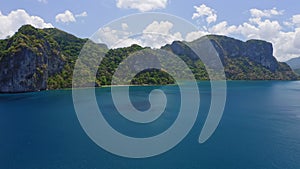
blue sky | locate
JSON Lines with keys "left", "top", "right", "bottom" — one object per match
{"left": 1, "top": 0, "right": 300, "bottom": 61}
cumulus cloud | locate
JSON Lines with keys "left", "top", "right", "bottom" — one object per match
{"left": 143, "top": 21, "right": 173, "bottom": 34}
{"left": 0, "top": 9, "right": 53, "bottom": 39}
{"left": 121, "top": 23, "right": 129, "bottom": 30}
{"left": 185, "top": 30, "right": 209, "bottom": 42}
{"left": 234, "top": 18, "right": 282, "bottom": 41}
{"left": 292, "top": 14, "right": 300, "bottom": 26}
{"left": 192, "top": 4, "right": 217, "bottom": 24}
{"left": 282, "top": 14, "right": 300, "bottom": 28}
{"left": 294, "top": 31, "right": 300, "bottom": 48}
{"left": 210, "top": 21, "right": 237, "bottom": 36}
{"left": 94, "top": 26, "right": 131, "bottom": 48}
{"left": 116, "top": 0, "right": 169, "bottom": 12}
{"left": 141, "top": 21, "right": 183, "bottom": 48}
{"left": 274, "top": 30, "right": 300, "bottom": 61}
{"left": 55, "top": 10, "right": 87, "bottom": 23}
{"left": 75, "top": 11, "right": 88, "bottom": 18}
{"left": 249, "top": 8, "right": 284, "bottom": 18}
{"left": 55, "top": 10, "right": 76, "bottom": 23}
{"left": 95, "top": 20, "right": 182, "bottom": 49}
{"left": 38, "top": 0, "right": 48, "bottom": 4}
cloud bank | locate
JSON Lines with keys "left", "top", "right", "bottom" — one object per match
{"left": 55, "top": 10, "right": 88, "bottom": 23}
{"left": 116, "top": 0, "right": 169, "bottom": 12}
{"left": 0, "top": 9, "right": 53, "bottom": 39}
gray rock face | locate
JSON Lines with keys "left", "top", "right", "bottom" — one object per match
{"left": 167, "top": 35, "right": 279, "bottom": 72}
{"left": 245, "top": 40, "right": 278, "bottom": 72}
{"left": 167, "top": 41, "right": 199, "bottom": 60}
{"left": 0, "top": 37, "right": 64, "bottom": 93}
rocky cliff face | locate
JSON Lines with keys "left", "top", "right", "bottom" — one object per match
{"left": 244, "top": 40, "right": 278, "bottom": 71}
{"left": 167, "top": 35, "right": 279, "bottom": 72}
{"left": 0, "top": 25, "right": 66, "bottom": 93}
{"left": 164, "top": 35, "right": 298, "bottom": 80}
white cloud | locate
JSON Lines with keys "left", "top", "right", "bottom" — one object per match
{"left": 282, "top": 14, "right": 300, "bottom": 28}
{"left": 114, "top": 38, "right": 142, "bottom": 49}
{"left": 38, "top": 0, "right": 48, "bottom": 4}
{"left": 121, "top": 23, "right": 129, "bottom": 30}
{"left": 209, "top": 21, "right": 237, "bottom": 36}
{"left": 292, "top": 14, "right": 300, "bottom": 26}
{"left": 236, "top": 18, "right": 282, "bottom": 41}
{"left": 95, "top": 21, "right": 183, "bottom": 49}
{"left": 249, "top": 8, "right": 284, "bottom": 18}
{"left": 116, "top": 0, "right": 169, "bottom": 12}
{"left": 97, "top": 27, "right": 120, "bottom": 46}
{"left": 273, "top": 30, "right": 300, "bottom": 61}
{"left": 192, "top": 4, "right": 217, "bottom": 24}
{"left": 0, "top": 9, "right": 53, "bottom": 39}
{"left": 257, "top": 20, "right": 281, "bottom": 40}
{"left": 55, "top": 10, "right": 76, "bottom": 23}
{"left": 293, "top": 31, "right": 300, "bottom": 48}
{"left": 75, "top": 11, "right": 88, "bottom": 18}
{"left": 283, "top": 21, "right": 294, "bottom": 27}
{"left": 142, "top": 21, "right": 183, "bottom": 48}
{"left": 55, "top": 10, "right": 88, "bottom": 23}
{"left": 143, "top": 21, "right": 173, "bottom": 35}
{"left": 94, "top": 26, "right": 130, "bottom": 48}
{"left": 185, "top": 30, "right": 209, "bottom": 42}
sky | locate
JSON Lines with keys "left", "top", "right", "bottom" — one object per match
{"left": 0, "top": 0, "right": 300, "bottom": 61}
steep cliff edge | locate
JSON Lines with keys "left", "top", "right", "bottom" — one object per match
{"left": 0, "top": 25, "right": 66, "bottom": 92}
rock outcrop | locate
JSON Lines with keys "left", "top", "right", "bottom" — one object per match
{"left": 0, "top": 25, "right": 65, "bottom": 93}
{"left": 166, "top": 35, "right": 279, "bottom": 72}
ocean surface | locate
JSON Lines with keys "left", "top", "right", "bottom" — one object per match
{"left": 0, "top": 81, "right": 300, "bottom": 169}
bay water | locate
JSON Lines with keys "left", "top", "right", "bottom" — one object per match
{"left": 0, "top": 81, "right": 300, "bottom": 169}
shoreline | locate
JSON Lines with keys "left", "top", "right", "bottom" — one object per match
{"left": 0, "top": 80, "right": 299, "bottom": 94}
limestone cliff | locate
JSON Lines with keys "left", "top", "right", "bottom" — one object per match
{"left": 164, "top": 35, "right": 298, "bottom": 80}
{"left": 0, "top": 25, "right": 65, "bottom": 92}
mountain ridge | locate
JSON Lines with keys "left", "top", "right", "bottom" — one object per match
{"left": 286, "top": 57, "right": 300, "bottom": 69}
{"left": 286, "top": 57, "right": 300, "bottom": 75}
{"left": 0, "top": 25, "right": 298, "bottom": 93}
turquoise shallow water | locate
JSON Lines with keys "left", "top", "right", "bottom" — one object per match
{"left": 0, "top": 81, "right": 300, "bottom": 169}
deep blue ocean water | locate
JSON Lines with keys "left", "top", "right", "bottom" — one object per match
{"left": 0, "top": 81, "right": 300, "bottom": 169}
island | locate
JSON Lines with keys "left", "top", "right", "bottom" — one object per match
{"left": 0, "top": 25, "right": 298, "bottom": 93}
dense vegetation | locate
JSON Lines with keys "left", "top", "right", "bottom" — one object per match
{"left": 0, "top": 25, "right": 298, "bottom": 92}
{"left": 44, "top": 28, "right": 88, "bottom": 89}
{"left": 224, "top": 57, "right": 297, "bottom": 80}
